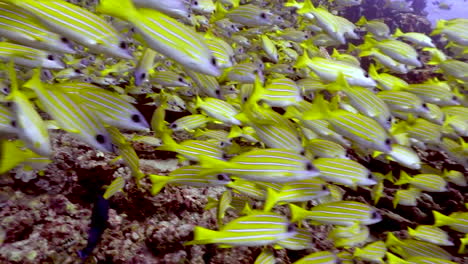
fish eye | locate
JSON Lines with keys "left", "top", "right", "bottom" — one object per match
{"left": 178, "top": 77, "right": 184, "bottom": 82}
{"left": 300, "top": 150, "right": 305, "bottom": 155}
{"left": 242, "top": 96, "right": 248, "bottom": 102}
{"left": 215, "top": 89, "right": 221, "bottom": 96}
{"left": 74, "top": 69, "right": 82, "bottom": 74}
{"left": 47, "top": 55, "right": 55, "bottom": 60}
{"left": 217, "top": 174, "right": 228, "bottom": 181}
{"left": 60, "top": 37, "right": 69, "bottom": 43}
{"left": 384, "top": 138, "right": 391, "bottom": 146}
{"left": 193, "top": 0, "right": 198, "bottom": 5}
{"left": 96, "top": 134, "right": 106, "bottom": 144}
{"left": 131, "top": 114, "right": 141, "bottom": 123}
{"left": 140, "top": 72, "right": 146, "bottom": 79}
{"left": 321, "top": 185, "right": 328, "bottom": 191}
{"left": 306, "top": 162, "right": 315, "bottom": 171}
{"left": 287, "top": 223, "right": 296, "bottom": 233}
{"left": 170, "top": 123, "right": 177, "bottom": 129}
{"left": 387, "top": 117, "right": 392, "bottom": 124}
{"left": 367, "top": 173, "right": 373, "bottom": 179}
{"left": 371, "top": 211, "right": 380, "bottom": 219}
{"left": 260, "top": 12, "right": 267, "bottom": 19}
{"left": 211, "top": 57, "right": 217, "bottom": 66}
{"left": 364, "top": 71, "right": 369, "bottom": 77}
{"left": 10, "top": 120, "right": 16, "bottom": 127}
{"left": 452, "top": 95, "right": 458, "bottom": 101}
{"left": 119, "top": 41, "right": 128, "bottom": 49}
{"left": 422, "top": 103, "right": 428, "bottom": 109}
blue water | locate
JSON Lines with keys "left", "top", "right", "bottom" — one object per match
{"left": 424, "top": 0, "right": 468, "bottom": 26}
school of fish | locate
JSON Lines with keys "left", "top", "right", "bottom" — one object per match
{"left": 0, "top": 0, "right": 466, "bottom": 263}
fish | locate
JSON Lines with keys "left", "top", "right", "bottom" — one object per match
{"left": 314, "top": 158, "right": 377, "bottom": 187}
{"left": 191, "top": 0, "right": 215, "bottom": 15}
{"left": 274, "top": 227, "right": 313, "bottom": 250}
{"left": 58, "top": 82, "right": 149, "bottom": 132}
{"left": 5, "top": 61, "right": 51, "bottom": 156}
{"left": 150, "top": 70, "right": 191, "bottom": 88}
{"left": 263, "top": 179, "right": 329, "bottom": 211}
{"left": 433, "top": 210, "right": 468, "bottom": 233}
{"left": 0, "top": 103, "right": 17, "bottom": 135}
{"left": 222, "top": 4, "right": 274, "bottom": 27}
{"left": 395, "top": 171, "right": 448, "bottom": 192}
{"left": 393, "top": 187, "right": 421, "bottom": 208}
{"left": 198, "top": 148, "right": 320, "bottom": 183}
{"left": 407, "top": 225, "right": 454, "bottom": 246}
{"left": 289, "top": 201, "right": 382, "bottom": 226}
{"left": 149, "top": 165, "right": 232, "bottom": 195}
{"left": 157, "top": 133, "right": 225, "bottom": 162}
{"left": 0, "top": 2, "right": 75, "bottom": 53}
{"left": 24, "top": 69, "right": 114, "bottom": 152}
{"left": 361, "top": 35, "right": 422, "bottom": 67}
{"left": 195, "top": 96, "right": 241, "bottom": 125}
{"left": 97, "top": 0, "right": 220, "bottom": 76}
{"left": 103, "top": 176, "right": 125, "bottom": 200}
{"left": 385, "top": 232, "right": 452, "bottom": 260}
{"left": 393, "top": 28, "right": 435, "bottom": 48}
{"left": 0, "top": 42, "right": 64, "bottom": 69}
{"left": 353, "top": 241, "right": 387, "bottom": 263}
{"left": 185, "top": 211, "right": 297, "bottom": 246}
{"left": 356, "top": 16, "right": 390, "bottom": 39}
{"left": 328, "top": 74, "right": 392, "bottom": 129}
{"left": 134, "top": 48, "right": 157, "bottom": 86}
{"left": 169, "top": 114, "right": 213, "bottom": 132}
{"left": 305, "top": 138, "right": 347, "bottom": 159}
{"left": 0, "top": 139, "right": 51, "bottom": 174}
{"left": 78, "top": 195, "right": 109, "bottom": 260}
{"left": 304, "top": 96, "right": 392, "bottom": 153}
{"left": 3, "top": 0, "right": 132, "bottom": 59}
{"left": 295, "top": 50, "right": 377, "bottom": 87}
{"left": 107, "top": 127, "right": 144, "bottom": 182}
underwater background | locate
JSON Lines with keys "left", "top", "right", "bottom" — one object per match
{"left": 0, "top": 0, "right": 467, "bottom": 263}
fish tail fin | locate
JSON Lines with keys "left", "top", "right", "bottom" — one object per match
{"left": 289, "top": 203, "right": 308, "bottom": 223}
{"left": 395, "top": 171, "right": 411, "bottom": 185}
{"left": 327, "top": 72, "right": 349, "bottom": 92}
{"left": 303, "top": 94, "right": 329, "bottom": 120}
{"left": 385, "top": 232, "right": 401, "bottom": 246}
{"left": 407, "top": 227, "right": 416, "bottom": 237}
{"left": 0, "top": 140, "right": 28, "bottom": 174}
{"left": 263, "top": 188, "right": 279, "bottom": 212}
{"left": 297, "top": 0, "right": 315, "bottom": 15}
{"left": 368, "top": 64, "right": 379, "bottom": 79}
{"left": 284, "top": 0, "right": 301, "bottom": 8}
{"left": 433, "top": 210, "right": 452, "bottom": 227}
{"left": 148, "top": 174, "right": 170, "bottom": 195}
{"left": 249, "top": 74, "right": 264, "bottom": 105}
{"left": 156, "top": 132, "right": 178, "bottom": 152}
{"left": 228, "top": 125, "right": 243, "bottom": 139}
{"left": 96, "top": 0, "right": 138, "bottom": 22}
{"left": 189, "top": 226, "right": 218, "bottom": 244}
{"left": 356, "top": 16, "right": 368, "bottom": 26}
{"left": 23, "top": 68, "right": 44, "bottom": 92}
{"left": 393, "top": 28, "right": 404, "bottom": 38}
{"left": 431, "top": 20, "right": 446, "bottom": 36}
{"left": 210, "top": 1, "right": 227, "bottom": 23}
{"left": 294, "top": 48, "right": 312, "bottom": 69}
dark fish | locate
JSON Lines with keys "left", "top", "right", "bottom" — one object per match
{"left": 78, "top": 195, "right": 109, "bottom": 260}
